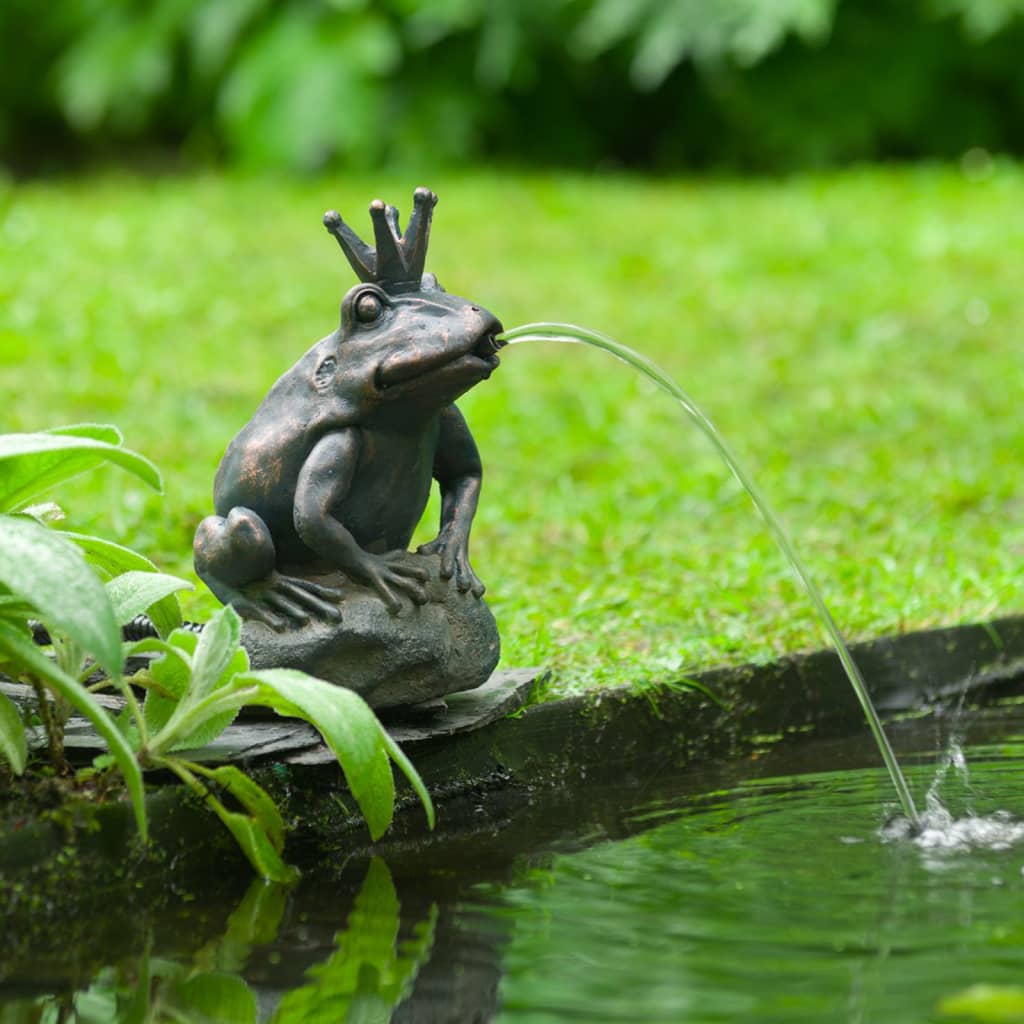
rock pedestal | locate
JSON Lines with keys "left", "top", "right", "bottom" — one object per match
{"left": 240, "top": 552, "right": 500, "bottom": 709}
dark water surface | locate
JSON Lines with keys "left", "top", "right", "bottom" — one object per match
{"left": 4, "top": 703, "right": 1024, "bottom": 1022}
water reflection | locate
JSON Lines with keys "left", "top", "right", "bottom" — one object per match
{"left": 0, "top": 859, "right": 447, "bottom": 1024}
{"left": 268, "top": 859, "right": 438, "bottom": 1022}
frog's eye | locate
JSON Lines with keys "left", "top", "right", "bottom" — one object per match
{"left": 354, "top": 291, "right": 384, "bottom": 324}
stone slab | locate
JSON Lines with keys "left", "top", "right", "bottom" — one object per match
{"left": 286, "top": 668, "right": 542, "bottom": 765}
{"left": 1, "top": 668, "right": 541, "bottom": 766}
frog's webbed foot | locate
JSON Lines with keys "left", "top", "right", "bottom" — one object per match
{"left": 233, "top": 572, "right": 344, "bottom": 631}
{"left": 417, "top": 532, "right": 485, "bottom": 598}
{"left": 195, "top": 508, "right": 343, "bottom": 630}
{"left": 356, "top": 551, "right": 430, "bottom": 614}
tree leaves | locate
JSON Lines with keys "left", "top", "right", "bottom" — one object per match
{"left": 573, "top": 0, "right": 836, "bottom": 90}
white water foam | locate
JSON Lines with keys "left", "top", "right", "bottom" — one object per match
{"left": 880, "top": 742, "right": 1024, "bottom": 857}
{"left": 883, "top": 801, "right": 1024, "bottom": 852}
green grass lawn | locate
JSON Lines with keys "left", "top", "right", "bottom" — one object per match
{"left": 2, "top": 165, "right": 1022, "bottom": 696}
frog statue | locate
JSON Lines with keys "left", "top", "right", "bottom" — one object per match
{"left": 193, "top": 188, "right": 505, "bottom": 708}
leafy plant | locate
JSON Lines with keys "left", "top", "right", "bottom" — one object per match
{"left": 0, "top": 424, "right": 434, "bottom": 880}
{"left": 124, "top": 605, "right": 434, "bottom": 882}
{"left": 0, "top": 424, "right": 168, "bottom": 839}
{"left": 571, "top": 0, "right": 836, "bottom": 90}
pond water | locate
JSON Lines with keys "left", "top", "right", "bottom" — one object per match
{"left": 4, "top": 701, "right": 1024, "bottom": 1023}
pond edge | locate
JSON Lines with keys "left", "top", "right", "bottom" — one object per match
{"left": 3, "top": 613, "right": 1024, "bottom": 904}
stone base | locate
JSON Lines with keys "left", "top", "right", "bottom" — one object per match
{"left": 239, "top": 552, "right": 500, "bottom": 709}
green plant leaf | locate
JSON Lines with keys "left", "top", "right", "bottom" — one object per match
{"left": 141, "top": 687, "right": 178, "bottom": 744}
{"left": 147, "top": 684, "right": 251, "bottom": 757}
{"left": 144, "top": 616, "right": 249, "bottom": 753}
{"left": 74, "top": 982, "right": 120, "bottom": 1022}
{"left": 129, "top": 632, "right": 198, "bottom": 697}
{"left": 378, "top": 729, "right": 435, "bottom": 830}
{"left": 105, "top": 570, "right": 192, "bottom": 637}
{"left": 0, "top": 620, "right": 147, "bottom": 840}
{"left": 169, "top": 706, "right": 241, "bottom": 752}
{"left": 0, "top": 515, "right": 122, "bottom": 677}
{"left": 0, "top": 690, "right": 28, "bottom": 775}
{"left": 183, "top": 606, "right": 242, "bottom": 709}
{"left": 234, "top": 669, "right": 435, "bottom": 839}
{"left": 204, "top": 790, "right": 298, "bottom": 884}
{"left": 150, "top": 647, "right": 248, "bottom": 753}
{"left": 66, "top": 533, "right": 186, "bottom": 636}
{"left": 0, "top": 431, "right": 162, "bottom": 512}
{"left": 128, "top": 633, "right": 198, "bottom": 742}
{"left": 162, "top": 757, "right": 295, "bottom": 884}
{"left": 47, "top": 423, "right": 125, "bottom": 444}
{"left": 199, "top": 764, "right": 286, "bottom": 852}
{"left": 0, "top": 594, "right": 38, "bottom": 624}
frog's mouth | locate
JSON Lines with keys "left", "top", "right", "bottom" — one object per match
{"left": 473, "top": 329, "right": 505, "bottom": 361}
{"left": 375, "top": 320, "right": 504, "bottom": 394}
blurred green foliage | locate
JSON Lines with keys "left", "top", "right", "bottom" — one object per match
{"left": 3, "top": 0, "right": 1024, "bottom": 173}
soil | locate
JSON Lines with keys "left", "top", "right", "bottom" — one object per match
{"left": 0, "top": 765, "right": 125, "bottom": 832}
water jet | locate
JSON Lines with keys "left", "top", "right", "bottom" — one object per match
{"left": 497, "top": 321, "right": 922, "bottom": 827}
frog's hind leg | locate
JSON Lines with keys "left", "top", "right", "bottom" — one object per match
{"left": 194, "top": 507, "right": 343, "bottom": 630}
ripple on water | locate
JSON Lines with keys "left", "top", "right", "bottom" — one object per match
{"left": 485, "top": 746, "right": 1024, "bottom": 1024}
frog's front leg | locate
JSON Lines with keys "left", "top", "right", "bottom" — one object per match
{"left": 194, "top": 508, "right": 343, "bottom": 629}
{"left": 417, "top": 405, "right": 486, "bottom": 597}
{"left": 294, "top": 429, "right": 430, "bottom": 614}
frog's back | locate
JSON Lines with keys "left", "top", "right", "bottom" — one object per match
{"left": 213, "top": 336, "right": 358, "bottom": 532}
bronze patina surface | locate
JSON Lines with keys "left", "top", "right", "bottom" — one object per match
{"left": 194, "top": 189, "right": 504, "bottom": 705}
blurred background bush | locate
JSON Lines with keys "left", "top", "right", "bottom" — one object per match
{"left": 3, "top": 0, "right": 1024, "bottom": 174}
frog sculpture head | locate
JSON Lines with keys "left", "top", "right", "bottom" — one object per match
{"left": 320, "top": 188, "right": 502, "bottom": 421}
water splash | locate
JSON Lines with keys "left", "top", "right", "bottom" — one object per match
{"left": 882, "top": 736, "right": 1024, "bottom": 857}
{"left": 925, "top": 738, "right": 970, "bottom": 808}
{"left": 497, "top": 321, "right": 920, "bottom": 827}
{"left": 882, "top": 803, "right": 1024, "bottom": 856}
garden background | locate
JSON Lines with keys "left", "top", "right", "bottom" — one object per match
{"left": 3, "top": 0, "right": 1023, "bottom": 693}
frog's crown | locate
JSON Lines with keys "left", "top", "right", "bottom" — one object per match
{"left": 323, "top": 187, "right": 437, "bottom": 292}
